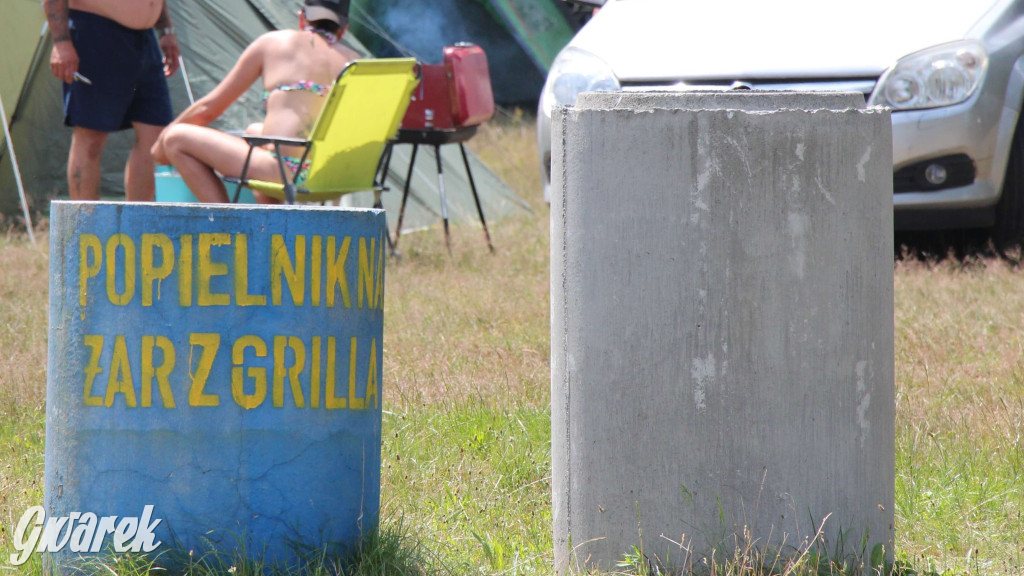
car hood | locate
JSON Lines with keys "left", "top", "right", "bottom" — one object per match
{"left": 570, "top": 0, "right": 1004, "bottom": 82}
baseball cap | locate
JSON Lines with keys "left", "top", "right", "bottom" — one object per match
{"left": 303, "top": 0, "right": 349, "bottom": 25}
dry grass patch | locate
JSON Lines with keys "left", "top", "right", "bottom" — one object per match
{"left": 894, "top": 256, "right": 1024, "bottom": 575}
{"left": 0, "top": 235, "right": 49, "bottom": 407}
{"left": 0, "top": 233, "right": 48, "bottom": 559}
{"left": 467, "top": 108, "right": 541, "bottom": 199}
{"left": 382, "top": 212, "right": 548, "bottom": 408}
{"left": 383, "top": 111, "right": 550, "bottom": 410}
{"left": 895, "top": 257, "right": 1024, "bottom": 438}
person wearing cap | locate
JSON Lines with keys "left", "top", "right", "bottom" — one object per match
{"left": 42, "top": 0, "right": 181, "bottom": 202}
{"left": 151, "top": 0, "right": 358, "bottom": 203}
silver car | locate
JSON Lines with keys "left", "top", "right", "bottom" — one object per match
{"left": 538, "top": 0, "right": 1024, "bottom": 244}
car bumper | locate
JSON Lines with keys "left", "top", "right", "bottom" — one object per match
{"left": 889, "top": 90, "right": 1013, "bottom": 220}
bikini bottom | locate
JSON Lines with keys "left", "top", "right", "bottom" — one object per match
{"left": 268, "top": 151, "right": 311, "bottom": 186}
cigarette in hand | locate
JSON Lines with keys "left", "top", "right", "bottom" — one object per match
{"left": 73, "top": 72, "right": 92, "bottom": 85}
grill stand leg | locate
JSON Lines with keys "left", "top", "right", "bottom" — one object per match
{"left": 375, "top": 143, "right": 396, "bottom": 254}
{"left": 392, "top": 143, "right": 419, "bottom": 255}
{"left": 459, "top": 142, "right": 493, "bottom": 253}
{"left": 434, "top": 144, "right": 451, "bottom": 253}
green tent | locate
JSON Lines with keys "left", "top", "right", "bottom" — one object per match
{"left": 0, "top": 0, "right": 49, "bottom": 235}
{"left": 0, "top": 0, "right": 530, "bottom": 234}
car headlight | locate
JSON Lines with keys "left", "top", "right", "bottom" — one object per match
{"left": 540, "top": 46, "right": 621, "bottom": 117}
{"left": 869, "top": 40, "right": 988, "bottom": 111}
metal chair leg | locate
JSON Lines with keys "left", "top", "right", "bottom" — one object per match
{"left": 270, "top": 143, "right": 298, "bottom": 205}
{"left": 372, "top": 188, "right": 396, "bottom": 255}
{"left": 233, "top": 144, "right": 259, "bottom": 203}
{"left": 375, "top": 142, "right": 394, "bottom": 189}
{"left": 459, "top": 142, "right": 493, "bottom": 253}
{"left": 375, "top": 142, "right": 396, "bottom": 253}
{"left": 392, "top": 143, "right": 418, "bottom": 254}
{"left": 434, "top": 144, "right": 451, "bottom": 253}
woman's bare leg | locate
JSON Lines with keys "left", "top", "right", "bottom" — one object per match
{"left": 160, "top": 124, "right": 281, "bottom": 203}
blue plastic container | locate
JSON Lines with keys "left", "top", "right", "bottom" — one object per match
{"left": 155, "top": 165, "right": 257, "bottom": 204}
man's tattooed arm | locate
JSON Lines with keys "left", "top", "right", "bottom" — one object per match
{"left": 41, "top": 0, "right": 71, "bottom": 43}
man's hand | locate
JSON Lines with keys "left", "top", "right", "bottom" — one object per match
{"left": 159, "top": 33, "right": 181, "bottom": 77}
{"left": 49, "top": 40, "right": 79, "bottom": 84}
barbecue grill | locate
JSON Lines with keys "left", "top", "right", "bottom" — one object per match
{"left": 379, "top": 42, "right": 496, "bottom": 253}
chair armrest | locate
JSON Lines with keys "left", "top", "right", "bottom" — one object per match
{"left": 241, "top": 134, "right": 310, "bottom": 147}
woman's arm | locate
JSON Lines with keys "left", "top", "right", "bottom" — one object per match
{"left": 153, "top": 35, "right": 267, "bottom": 162}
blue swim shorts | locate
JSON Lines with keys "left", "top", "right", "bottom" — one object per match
{"left": 63, "top": 9, "right": 173, "bottom": 132}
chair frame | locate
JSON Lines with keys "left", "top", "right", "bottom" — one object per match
{"left": 226, "top": 58, "right": 419, "bottom": 205}
{"left": 233, "top": 135, "right": 310, "bottom": 204}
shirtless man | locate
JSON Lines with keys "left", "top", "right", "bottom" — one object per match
{"left": 42, "top": 0, "right": 181, "bottom": 201}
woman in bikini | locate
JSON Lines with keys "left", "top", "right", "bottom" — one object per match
{"left": 151, "top": 0, "right": 358, "bottom": 203}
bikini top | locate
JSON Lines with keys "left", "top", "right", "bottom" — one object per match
{"left": 261, "top": 80, "right": 331, "bottom": 110}
{"left": 260, "top": 28, "right": 337, "bottom": 109}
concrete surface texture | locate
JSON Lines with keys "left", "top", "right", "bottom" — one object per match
{"left": 550, "top": 91, "right": 895, "bottom": 572}
{"left": 45, "top": 201, "right": 386, "bottom": 572}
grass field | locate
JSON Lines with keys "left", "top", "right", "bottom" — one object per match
{"left": 2, "top": 114, "right": 1024, "bottom": 575}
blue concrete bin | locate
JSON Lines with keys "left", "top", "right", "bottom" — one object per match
{"left": 45, "top": 201, "right": 386, "bottom": 571}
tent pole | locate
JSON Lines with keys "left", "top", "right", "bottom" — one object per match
{"left": 178, "top": 55, "right": 195, "bottom": 105}
{"left": 0, "top": 93, "right": 35, "bottom": 244}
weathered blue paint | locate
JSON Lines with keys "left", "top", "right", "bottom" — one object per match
{"left": 45, "top": 201, "right": 386, "bottom": 571}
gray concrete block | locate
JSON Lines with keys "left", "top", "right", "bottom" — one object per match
{"left": 551, "top": 92, "right": 894, "bottom": 573}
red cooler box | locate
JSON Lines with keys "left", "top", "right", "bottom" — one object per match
{"left": 400, "top": 43, "right": 494, "bottom": 132}
{"left": 444, "top": 43, "right": 494, "bottom": 128}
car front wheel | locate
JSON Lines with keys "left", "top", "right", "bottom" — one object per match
{"left": 993, "top": 119, "right": 1024, "bottom": 249}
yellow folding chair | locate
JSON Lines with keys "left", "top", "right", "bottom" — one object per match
{"left": 230, "top": 58, "right": 419, "bottom": 204}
